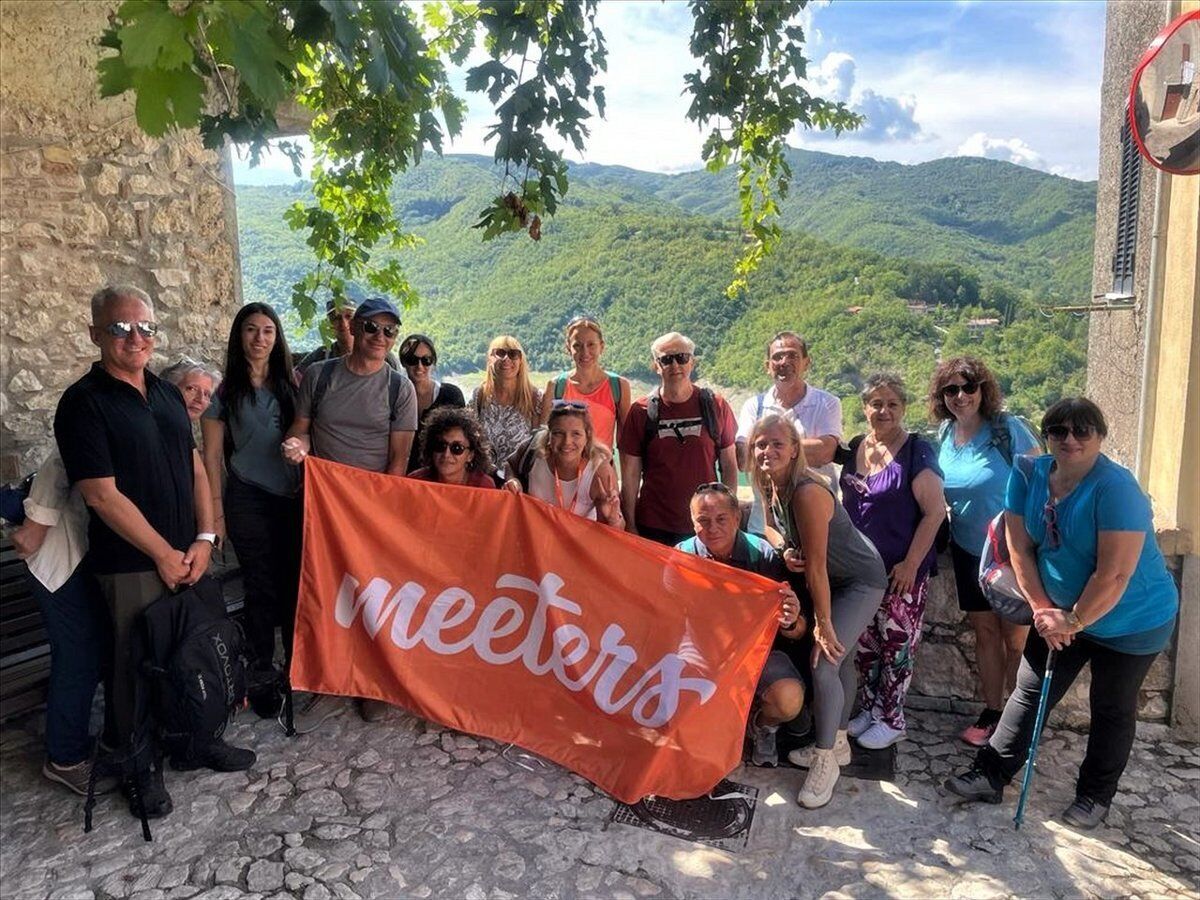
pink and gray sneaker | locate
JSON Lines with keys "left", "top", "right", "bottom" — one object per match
{"left": 960, "top": 710, "right": 1001, "bottom": 747}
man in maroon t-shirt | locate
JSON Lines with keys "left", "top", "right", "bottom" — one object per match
{"left": 618, "top": 332, "right": 739, "bottom": 546}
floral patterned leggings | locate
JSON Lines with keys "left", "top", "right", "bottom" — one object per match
{"left": 854, "top": 575, "right": 930, "bottom": 731}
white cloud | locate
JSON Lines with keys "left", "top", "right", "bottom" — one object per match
{"left": 809, "top": 52, "right": 855, "bottom": 103}
{"left": 956, "top": 131, "right": 1046, "bottom": 168}
{"left": 802, "top": 52, "right": 926, "bottom": 144}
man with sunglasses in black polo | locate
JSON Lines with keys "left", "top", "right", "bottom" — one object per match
{"left": 54, "top": 284, "right": 234, "bottom": 819}
{"left": 282, "top": 296, "right": 417, "bottom": 726}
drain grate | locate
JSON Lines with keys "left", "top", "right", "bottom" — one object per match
{"left": 608, "top": 779, "right": 758, "bottom": 852}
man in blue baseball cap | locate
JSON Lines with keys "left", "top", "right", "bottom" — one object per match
{"left": 295, "top": 297, "right": 400, "bottom": 376}
{"left": 283, "top": 297, "right": 418, "bottom": 727}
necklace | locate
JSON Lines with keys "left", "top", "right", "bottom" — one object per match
{"left": 552, "top": 457, "right": 587, "bottom": 513}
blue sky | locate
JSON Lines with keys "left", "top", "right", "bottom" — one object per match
{"left": 232, "top": 0, "right": 1107, "bottom": 185}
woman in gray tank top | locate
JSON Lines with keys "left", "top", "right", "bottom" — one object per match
{"left": 750, "top": 413, "right": 887, "bottom": 811}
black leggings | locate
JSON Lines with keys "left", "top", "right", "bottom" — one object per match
{"left": 225, "top": 472, "right": 303, "bottom": 668}
{"left": 976, "top": 629, "right": 1160, "bottom": 804}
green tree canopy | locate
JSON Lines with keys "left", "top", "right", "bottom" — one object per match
{"left": 97, "top": 0, "right": 860, "bottom": 322}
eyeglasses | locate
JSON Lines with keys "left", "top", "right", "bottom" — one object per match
{"left": 431, "top": 439, "right": 469, "bottom": 456}
{"left": 656, "top": 352, "right": 693, "bottom": 367}
{"left": 1043, "top": 424, "right": 1097, "bottom": 442}
{"left": 104, "top": 320, "right": 159, "bottom": 340}
{"left": 695, "top": 482, "right": 734, "bottom": 496}
{"left": 941, "top": 382, "right": 979, "bottom": 398}
{"left": 551, "top": 400, "right": 588, "bottom": 412}
{"left": 361, "top": 320, "right": 399, "bottom": 339}
{"left": 402, "top": 354, "right": 434, "bottom": 367}
{"left": 1042, "top": 499, "right": 1061, "bottom": 550}
{"left": 491, "top": 348, "right": 522, "bottom": 360}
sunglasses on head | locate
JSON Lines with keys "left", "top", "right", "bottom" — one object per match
{"left": 568, "top": 315, "right": 601, "bottom": 330}
{"left": 402, "top": 354, "right": 434, "bottom": 367}
{"left": 431, "top": 439, "right": 469, "bottom": 456}
{"left": 492, "top": 348, "right": 522, "bottom": 360}
{"left": 104, "top": 320, "right": 159, "bottom": 339}
{"left": 941, "top": 382, "right": 979, "bottom": 398}
{"left": 1043, "top": 423, "right": 1097, "bottom": 442}
{"left": 551, "top": 399, "right": 588, "bottom": 413}
{"left": 361, "top": 320, "right": 399, "bottom": 338}
{"left": 695, "top": 482, "right": 734, "bottom": 496}
{"left": 657, "top": 352, "right": 693, "bottom": 367}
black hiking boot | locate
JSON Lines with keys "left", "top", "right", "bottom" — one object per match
{"left": 944, "top": 766, "right": 1004, "bottom": 804}
{"left": 171, "top": 738, "right": 256, "bottom": 773}
{"left": 247, "top": 664, "right": 284, "bottom": 719}
{"left": 122, "top": 765, "right": 173, "bottom": 819}
{"left": 1061, "top": 795, "right": 1110, "bottom": 830}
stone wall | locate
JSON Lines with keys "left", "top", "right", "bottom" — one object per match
{"left": 0, "top": 1, "right": 241, "bottom": 481}
{"left": 1084, "top": 0, "right": 1170, "bottom": 466}
{"left": 910, "top": 559, "right": 1174, "bottom": 729}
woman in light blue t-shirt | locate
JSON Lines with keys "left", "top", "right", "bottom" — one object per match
{"left": 947, "top": 398, "right": 1178, "bottom": 830}
{"left": 932, "top": 356, "right": 1040, "bottom": 747}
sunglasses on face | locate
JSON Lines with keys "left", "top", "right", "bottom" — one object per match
{"left": 1044, "top": 424, "right": 1097, "bottom": 442}
{"left": 431, "top": 439, "right": 469, "bottom": 456}
{"left": 361, "top": 320, "right": 399, "bottom": 339}
{"left": 657, "top": 352, "right": 693, "bottom": 367}
{"left": 104, "top": 320, "right": 159, "bottom": 339}
{"left": 402, "top": 354, "right": 434, "bottom": 367}
{"left": 328, "top": 310, "right": 355, "bottom": 323}
{"left": 941, "top": 382, "right": 979, "bottom": 398}
{"left": 491, "top": 348, "right": 522, "bottom": 360}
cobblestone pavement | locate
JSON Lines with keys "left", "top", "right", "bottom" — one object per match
{"left": 1, "top": 705, "right": 1197, "bottom": 900}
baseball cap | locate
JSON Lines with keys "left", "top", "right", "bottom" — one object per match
{"left": 353, "top": 297, "right": 401, "bottom": 324}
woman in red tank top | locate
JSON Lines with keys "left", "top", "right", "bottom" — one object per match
{"left": 538, "top": 316, "right": 631, "bottom": 451}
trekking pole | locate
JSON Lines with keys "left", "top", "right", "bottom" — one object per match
{"left": 1013, "top": 648, "right": 1057, "bottom": 830}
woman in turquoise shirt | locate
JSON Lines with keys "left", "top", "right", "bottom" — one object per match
{"left": 932, "top": 356, "right": 1040, "bottom": 746}
{"left": 946, "top": 398, "right": 1178, "bottom": 830}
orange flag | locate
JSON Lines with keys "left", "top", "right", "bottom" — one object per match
{"left": 291, "top": 457, "right": 780, "bottom": 803}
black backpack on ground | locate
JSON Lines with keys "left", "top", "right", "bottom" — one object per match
{"left": 139, "top": 576, "right": 248, "bottom": 763}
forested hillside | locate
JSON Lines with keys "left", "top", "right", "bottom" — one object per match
{"left": 235, "top": 151, "right": 1095, "bottom": 427}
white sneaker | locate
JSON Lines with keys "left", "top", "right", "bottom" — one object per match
{"left": 787, "top": 730, "right": 851, "bottom": 768}
{"left": 847, "top": 709, "right": 874, "bottom": 739}
{"left": 856, "top": 721, "right": 906, "bottom": 750}
{"left": 797, "top": 747, "right": 840, "bottom": 809}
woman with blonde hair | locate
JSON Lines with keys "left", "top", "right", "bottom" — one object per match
{"left": 750, "top": 413, "right": 887, "bottom": 809}
{"left": 506, "top": 400, "right": 623, "bottom": 526}
{"left": 471, "top": 335, "right": 543, "bottom": 471}
{"left": 538, "top": 315, "right": 631, "bottom": 451}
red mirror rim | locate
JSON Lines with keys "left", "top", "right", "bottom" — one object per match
{"left": 1128, "top": 9, "right": 1200, "bottom": 176}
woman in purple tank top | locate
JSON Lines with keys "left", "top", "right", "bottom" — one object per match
{"left": 840, "top": 374, "right": 946, "bottom": 750}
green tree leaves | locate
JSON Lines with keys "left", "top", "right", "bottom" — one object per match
{"left": 98, "top": 0, "right": 858, "bottom": 322}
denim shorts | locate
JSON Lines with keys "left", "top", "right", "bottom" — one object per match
{"left": 755, "top": 649, "right": 802, "bottom": 696}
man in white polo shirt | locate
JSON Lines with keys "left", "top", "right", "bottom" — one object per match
{"left": 735, "top": 331, "right": 843, "bottom": 533}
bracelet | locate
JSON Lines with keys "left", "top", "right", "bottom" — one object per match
{"left": 196, "top": 532, "right": 218, "bottom": 545}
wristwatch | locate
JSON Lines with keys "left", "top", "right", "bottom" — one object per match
{"left": 196, "top": 532, "right": 218, "bottom": 546}
{"left": 1064, "top": 608, "right": 1083, "bottom": 631}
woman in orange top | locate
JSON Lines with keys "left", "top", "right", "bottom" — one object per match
{"left": 539, "top": 316, "right": 631, "bottom": 451}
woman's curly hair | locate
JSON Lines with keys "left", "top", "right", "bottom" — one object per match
{"left": 419, "top": 406, "right": 493, "bottom": 473}
{"left": 927, "top": 355, "right": 1003, "bottom": 423}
